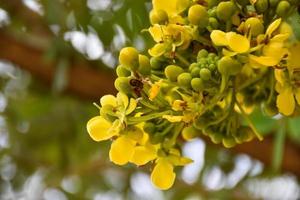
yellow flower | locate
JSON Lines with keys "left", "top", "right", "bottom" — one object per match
{"left": 149, "top": 80, "right": 162, "bottom": 100}
{"left": 210, "top": 30, "right": 250, "bottom": 54}
{"left": 151, "top": 158, "right": 175, "bottom": 190}
{"left": 275, "top": 70, "right": 300, "bottom": 116}
{"left": 109, "top": 135, "right": 136, "bottom": 165}
{"left": 152, "top": 0, "right": 189, "bottom": 23}
{"left": 86, "top": 116, "right": 117, "bottom": 141}
{"left": 249, "top": 19, "right": 290, "bottom": 67}
{"left": 287, "top": 42, "right": 300, "bottom": 70}
{"left": 150, "top": 148, "right": 192, "bottom": 190}
{"left": 148, "top": 24, "right": 193, "bottom": 57}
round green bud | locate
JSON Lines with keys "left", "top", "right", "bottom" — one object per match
{"left": 143, "top": 122, "right": 156, "bottom": 134}
{"left": 150, "top": 57, "right": 163, "bottom": 70}
{"left": 198, "top": 58, "right": 207, "bottom": 65}
{"left": 209, "top": 17, "right": 219, "bottom": 29}
{"left": 203, "top": 126, "right": 214, "bottom": 136}
{"left": 188, "top": 5, "right": 209, "bottom": 28}
{"left": 200, "top": 68, "right": 212, "bottom": 81}
{"left": 210, "top": 131, "right": 223, "bottom": 144}
{"left": 262, "top": 102, "right": 278, "bottom": 117}
{"left": 149, "top": 9, "right": 168, "bottom": 25}
{"left": 216, "top": 1, "right": 236, "bottom": 21}
{"left": 114, "top": 77, "right": 132, "bottom": 94}
{"left": 270, "top": 0, "right": 280, "bottom": 7}
{"left": 208, "top": 63, "right": 216, "bottom": 71}
{"left": 177, "top": 72, "right": 192, "bottom": 87}
{"left": 194, "top": 117, "right": 208, "bottom": 130}
{"left": 138, "top": 55, "right": 151, "bottom": 75}
{"left": 197, "top": 49, "right": 208, "bottom": 60}
{"left": 207, "top": 0, "right": 219, "bottom": 8}
{"left": 255, "top": 0, "right": 269, "bottom": 14}
{"left": 119, "top": 47, "right": 139, "bottom": 71}
{"left": 165, "top": 65, "right": 184, "bottom": 82}
{"left": 245, "top": 17, "right": 264, "bottom": 37}
{"left": 182, "top": 125, "right": 199, "bottom": 140}
{"left": 276, "top": 1, "right": 291, "bottom": 17}
{"left": 208, "top": 53, "right": 216, "bottom": 58}
{"left": 189, "top": 63, "right": 199, "bottom": 71}
{"left": 218, "top": 56, "right": 242, "bottom": 76}
{"left": 116, "top": 65, "right": 131, "bottom": 77}
{"left": 235, "top": 126, "right": 254, "bottom": 144}
{"left": 191, "top": 68, "right": 200, "bottom": 77}
{"left": 222, "top": 136, "right": 236, "bottom": 148}
{"left": 191, "top": 78, "right": 205, "bottom": 91}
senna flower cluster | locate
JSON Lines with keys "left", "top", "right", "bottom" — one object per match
{"left": 87, "top": 0, "right": 300, "bottom": 190}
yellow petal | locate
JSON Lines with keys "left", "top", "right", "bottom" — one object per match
{"left": 116, "top": 92, "right": 129, "bottom": 109}
{"left": 86, "top": 116, "right": 115, "bottom": 141}
{"left": 270, "top": 33, "right": 289, "bottom": 43}
{"left": 210, "top": 30, "right": 228, "bottom": 46}
{"left": 226, "top": 32, "right": 250, "bottom": 53}
{"left": 295, "top": 89, "right": 300, "bottom": 105}
{"left": 276, "top": 87, "right": 295, "bottom": 116}
{"left": 130, "top": 145, "right": 157, "bottom": 166}
{"left": 151, "top": 158, "right": 176, "bottom": 190}
{"left": 222, "top": 48, "right": 238, "bottom": 57}
{"left": 109, "top": 135, "right": 136, "bottom": 165}
{"left": 149, "top": 81, "right": 161, "bottom": 100}
{"left": 153, "top": 0, "right": 189, "bottom": 16}
{"left": 249, "top": 55, "right": 280, "bottom": 66}
{"left": 127, "top": 126, "right": 144, "bottom": 143}
{"left": 125, "top": 98, "right": 137, "bottom": 115}
{"left": 162, "top": 115, "right": 183, "bottom": 122}
{"left": 274, "top": 69, "right": 285, "bottom": 85}
{"left": 288, "top": 42, "right": 300, "bottom": 69}
{"left": 100, "top": 95, "right": 117, "bottom": 107}
{"left": 148, "top": 25, "right": 166, "bottom": 43}
{"left": 263, "top": 42, "right": 287, "bottom": 59}
{"left": 266, "top": 18, "right": 281, "bottom": 36}
{"left": 148, "top": 43, "right": 168, "bottom": 57}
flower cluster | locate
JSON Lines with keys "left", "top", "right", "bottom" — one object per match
{"left": 87, "top": 0, "right": 300, "bottom": 190}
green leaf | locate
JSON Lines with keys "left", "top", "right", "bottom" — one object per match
{"left": 250, "top": 110, "right": 277, "bottom": 135}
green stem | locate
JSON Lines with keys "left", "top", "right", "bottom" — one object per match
{"left": 236, "top": 101, "right": 263, "bottom": 141}
{"left": 175, "top": 53, "right": 190, "bottom": 67}
{"left": 272, "top": 118, "right": 286, "bottom": 173}
{"left": 127, "top": 111, "right": 171, "bottom": 124}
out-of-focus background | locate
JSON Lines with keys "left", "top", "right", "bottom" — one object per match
{"left": 0, "top": 0, "right": 299, "bottom": 199}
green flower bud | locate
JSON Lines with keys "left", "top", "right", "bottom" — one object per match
{"left": 269, "top": 0, "right": 280, "bottom": 7}
{"left": 116, "top": 65, "right": 131, "bottom": 77}
{"left": 189, "top": 63, "right": 199, "bottom": 71}
{"left": 182, "top": 125, "right": 200, "bottom": 140}
{"left": 208, "top": 63, "right": 216, "bottom": 71}
{"left": 216, "top": 1, "right": 236, "bottom": 21}
{"left": 198, "top": 58, "right": 207, "bottom": 65}
{"left": 197, "top": 49, "right": 208, "bottom": 61}
{"left": 262, "top": 102, "right": 278, "bottom": 117}
{"left": 150, "top": 57, "right": 163, "bottom": 70}
{"left": 209, "top": 131, "right": 223, "bottom": 144}
{"left": 177, "top": 72, "right": 192, "bottom": 87}
{"left": 191, "top": 67, "right": 200, "bottom": 78}
{"left": 276, "top": 1, "right": 291, "bottom": 17}
{"left": 208, "top": 7, "right": 217, "bottom": 16}
{"left": 138, "top": 55, "right": 151, "bottom": 75}
{"left": 143, "top": 122, "right": 156, "bottom": 134}
{"left": 119, "top": 47, "right": 139, "bottom": 71}
{"left": 255, "top": 0, "right": 269, "bottom": 14}
{"left": 165, "top": 65, "right": 184, "bottom": 82}
{"left": 188, "top": 5, "right": 209, "bottom": 28}
{"left": 200, "top": 68, "right": 212, "bottom": 81}
{"left": 208, "top": 0, "right": 220, "bottom": 8}
{"left": 222, "top": 136, "right": 236, "bottom": 148}
{"left": 149, "top": 9, "right": 168, "bottom": 25}
{"left": 235, "top": 126, "right": 254, "bottom": 144}
{"left": 100, "top": 105, "right": 116, "bottom": 122}
{"left": 114, "top": 77, "right": 132, "bottom": 94}
{"left": 218, "top": 56, "right": 242, "bottom": 76}
{"left": 245, "top": 17, "right": 264, "bottom": 37}
{"left": 191, "top": 78, "right": 205, "bottom": 91}
{"left": 209, "top": 17, "right": 219, "bottom": 29}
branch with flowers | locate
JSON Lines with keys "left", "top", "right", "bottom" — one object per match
{"left": 87, "top": 0, "right": 300, "bottom": 190}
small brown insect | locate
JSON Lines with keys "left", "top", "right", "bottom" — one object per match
{"left": 130, "top": 78, "right": 144, "bottom": 97}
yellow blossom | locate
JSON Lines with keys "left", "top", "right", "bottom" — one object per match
{"left": 86, "top": 116, "right": 117, "bottom": 141}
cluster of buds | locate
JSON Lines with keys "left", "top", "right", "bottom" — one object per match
{"left": 87, "top": 0, "right": 300, "bottom": 190}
